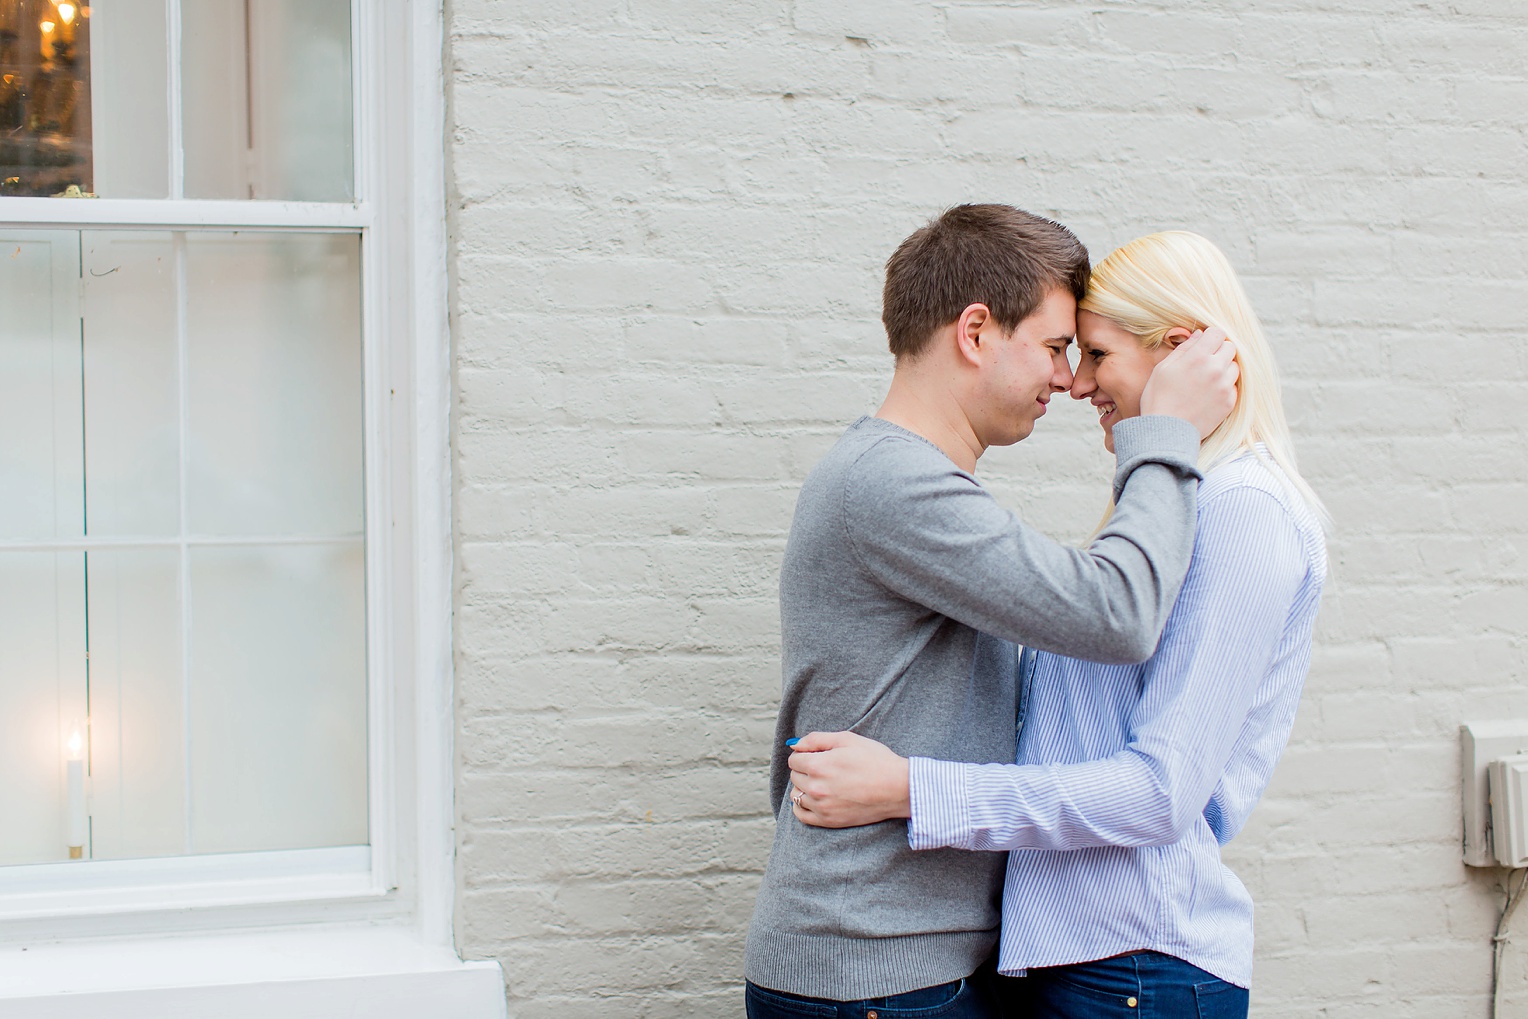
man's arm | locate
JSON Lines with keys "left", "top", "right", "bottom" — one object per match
{"left": 905, "top": 486, "right": 1307, "bottom": 851}
{"left": 847, "top": 327, "right": 1236, "bottom": 665}
{"left": 847, "top": 414, "right": 1202, "bottom": 664}
{"left": 787, "top": 486, "right": 1309, "bottom": 841}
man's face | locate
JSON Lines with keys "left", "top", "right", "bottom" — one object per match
{"left": 973, "top": 288, "right": 1077, "bottom": 447}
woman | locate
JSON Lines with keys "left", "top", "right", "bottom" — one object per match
{"left": 786, "top": 231, "right": 1328, "bottom": 1018}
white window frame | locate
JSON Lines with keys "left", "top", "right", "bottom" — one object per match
{"left": 0, "top": 8, "right": 481, "bottom": 1009}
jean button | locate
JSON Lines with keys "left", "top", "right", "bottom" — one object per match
{"left": 867, "top": 1012, "right": 878, "bottom": 1019}
{"left": 1127, "top": 997, "right": 1138, "bottom": 1008}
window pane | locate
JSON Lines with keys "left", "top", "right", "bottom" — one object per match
{"left": 0, "top": 0, "right": 174, "bottom": 198}
{"left": 0, "top": 0, "right": 93, "bottom": 196}
{"left": 188, "top": 543, "right": 367, "bottom": 853}
{"left": 83, "top": 548, "right": 185, "bottom": 860}
{"left": 89, "top": 0, "right": 171, "bottom": 197}
{"left": 186, "top": 231, "right": 363, "bottom": 536}
{"left": 82, "top": 231, "right": 180, "bottom": 537}
{"left": 0, "top": 551, "right": 87, "bottom": 866}
{"left": 0, "top": 230, "right": 82, "bottom": 541}
{"left": 0, "top": 228, "right": 368, "bottom": 868}
{"left": 182, "top": 0, "right": 353, "bottom": 201}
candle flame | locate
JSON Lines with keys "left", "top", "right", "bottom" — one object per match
{"left": 58, "top": 4, "right": 75, "bottom": 25}
{"left": 67, "top": 727, "right": 82, "bottom": 758}
{"left": 40, "top": 19, "right": 55, "bottom": 33}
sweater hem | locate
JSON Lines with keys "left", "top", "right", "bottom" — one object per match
{"left": 744, "top": 926, "right": 997, "bottom": 1001}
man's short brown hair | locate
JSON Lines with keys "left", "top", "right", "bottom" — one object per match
{"left": 881, "top": 204, "right": 1090, "bottom": 360}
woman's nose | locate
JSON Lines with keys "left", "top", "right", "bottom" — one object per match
{"left": 1071, "top": 363, "right": 1095, "bottom": 400}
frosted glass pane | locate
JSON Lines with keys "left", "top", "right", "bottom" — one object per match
{"left": 85, "top": 549, "right": 184, "bottom": 860}
{"left": 188, "top": 544, "right": 366, "bottom": 853}
{"left": 182, "top": 0, "right": 353, "bottom": 201}
{"left": 0, "top": 231, "right": 83, "bottom": 541}
{"left": 185, "top": 232, "right": 362, "bottom": 536}
{"left": 0, "top": 552, "right": 87, "bottom": 866}
{"left": 88, "top": 0, "right": 171, "bottom": 198}
{"left": 82, "top": 232, "right": 179, "bottom": 536}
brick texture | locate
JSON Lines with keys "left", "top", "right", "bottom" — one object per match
{"left": 445, "top": 2, "right": 1528, "bottom": 1015}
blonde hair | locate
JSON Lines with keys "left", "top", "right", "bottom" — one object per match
{"left": 1081, "top": 231, "right": 1329, "bottom": 525}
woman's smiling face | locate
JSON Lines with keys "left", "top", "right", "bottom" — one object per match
{"left": 1071, "top": 310, "right": 1173, "bottom": 453}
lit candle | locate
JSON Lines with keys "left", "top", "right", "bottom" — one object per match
{"left": 55, "top": 3, "right": 74, "bottom": 44}
{"left": 66, "top": 723, "right": 85, "bottom": 859}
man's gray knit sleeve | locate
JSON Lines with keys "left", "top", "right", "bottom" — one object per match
{"left": 843, "top": 415, "right": 1201, "bottom": 664}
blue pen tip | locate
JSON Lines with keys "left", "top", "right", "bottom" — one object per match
{"left": 785, "top": 737, "right": 800, "bottom": 747}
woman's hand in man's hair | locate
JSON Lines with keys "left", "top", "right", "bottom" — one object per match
{"left": 787, "top": 731, "right": 911, "bottom": 829}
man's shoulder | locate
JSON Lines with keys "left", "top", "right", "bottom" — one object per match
{"left": 807, "top": 417, "right": 971, "bottom": 491}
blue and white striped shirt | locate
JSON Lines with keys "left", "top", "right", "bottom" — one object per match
{"left": 907, "top": 452, "right": 1327, "bottom": 988}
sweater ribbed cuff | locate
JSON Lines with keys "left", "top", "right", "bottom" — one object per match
{"left": 1110, "top": 415, "right": 1203, "bottom": 502}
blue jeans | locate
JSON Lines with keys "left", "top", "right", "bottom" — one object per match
{"left": 745, "top": 974, "right": 996, "bottom": 1018}
{"left": 1014, "top": 951, "right": 1248, "bottom": 1019}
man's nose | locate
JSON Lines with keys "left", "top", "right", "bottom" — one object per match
{"left": 1051, "top": 360, "right": 1074, "bottom": 392}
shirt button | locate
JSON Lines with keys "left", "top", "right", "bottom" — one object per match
{"left": 1127, "top": 997, "right": 1138, "bottom": 1008}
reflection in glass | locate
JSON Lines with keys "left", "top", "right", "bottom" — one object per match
{"left": 0, "top": 0, "right": 92, "bottom": 196}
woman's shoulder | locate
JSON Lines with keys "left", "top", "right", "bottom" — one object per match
{"left": 1200, "top": 450, "right": 1328, "bottom": 573}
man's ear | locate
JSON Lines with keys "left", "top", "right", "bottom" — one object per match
{"left": 954, "top": 303, "right": 991, "bottom": 367}
{"left": 1162, "top": 327, "right": 1194, "bottom": 349}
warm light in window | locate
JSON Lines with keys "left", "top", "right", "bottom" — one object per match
{"left": 65, "top": 721, "right": 86, "bottom": 858}
{"left": 57, "top": 3, "right": 76, "bottom": 25}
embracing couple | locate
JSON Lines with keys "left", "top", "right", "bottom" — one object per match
{"left": 742, "top": 205, "right": 1327, "bottom": 1018}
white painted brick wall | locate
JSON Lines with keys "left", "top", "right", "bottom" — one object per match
{"left": 445, "top": 2, "right": 1528, "bottom": 1015}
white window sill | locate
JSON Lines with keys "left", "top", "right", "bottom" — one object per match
{"left": 0, "top": 925, "right": 506, "bottom": 1019}
{"left": 0, "top": 847, "right": 377, "bottom": 921}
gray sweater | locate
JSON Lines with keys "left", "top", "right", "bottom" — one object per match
{"left": 743, "top": 414, "right": 1203, "bottom": 1000}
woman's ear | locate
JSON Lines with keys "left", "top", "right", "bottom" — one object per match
{"left": 1162, "top": 327, "right": 1195, "bottom": 349}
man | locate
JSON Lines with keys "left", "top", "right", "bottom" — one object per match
{"left": 742, "top": 205, "right": 1238, "bottom": 1018}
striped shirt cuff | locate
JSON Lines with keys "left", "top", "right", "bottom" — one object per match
{"left": 908, "top": 756, "right": 976, "bottom": 850}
